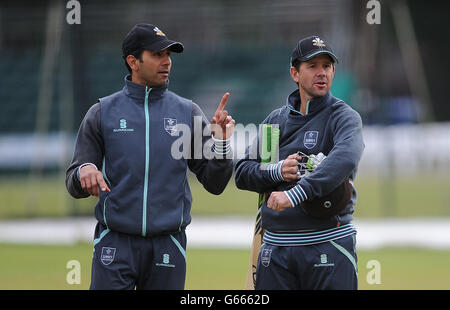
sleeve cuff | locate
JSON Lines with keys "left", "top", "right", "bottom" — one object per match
{"left": 266, "top": 160, "right": 285, "bottom": 183}
{"left": 284, "top": 184, "right": 308, "bottom": 207}
{"left": 211, "top": 135, "right": 231, "bottom": 155}
{"left": 77, "top": 163, "right": 98, "bottom": 181}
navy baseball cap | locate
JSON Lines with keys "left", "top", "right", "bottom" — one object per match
{"left": 290, "top": 36, "right": 338, "bottom": 66}
{"left": 122, "top": 24, "right": 184, "bottom": 58}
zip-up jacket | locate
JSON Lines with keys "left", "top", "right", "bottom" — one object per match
{"left": 235, "top": 89, "right": 364, "bottom": 232}
{"left": 66, "top": 75, "right": 233, "bottom": 237}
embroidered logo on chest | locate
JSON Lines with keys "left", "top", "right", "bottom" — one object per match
{"left": 164, "top": 118, "right": 178, "bottom": 136}
{"left": 113, "top": 118, "right": 134, "bottom": 132}
{"left": 303, "top": 131, "right": 319, "bottom": 149}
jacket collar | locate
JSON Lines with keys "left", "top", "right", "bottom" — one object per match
{"left": 123, "top": 74, "right": 168, "bottom": 101}
{"left": 286, "top": 89, "right": 331, "bottom": 116}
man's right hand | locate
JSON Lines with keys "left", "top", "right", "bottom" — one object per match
{"left": 281, "top": 153, "right": 302, "bottom": 182}
{"left": 80, "top": 165, "right": 111, "bottom": 197}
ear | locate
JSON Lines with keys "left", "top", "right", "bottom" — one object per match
{"left": 290, "top": 66, "right": 300, "bottom": 84}
{"left": 126, "top": 55, "right": 140, "bottom": 72}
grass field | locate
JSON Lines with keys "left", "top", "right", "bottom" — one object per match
{"left": 1, "top": 174, "right": 449, "bottom": 290}
{"left": 1, "top": 243, "right": 450, "bottom": 290}
{"left": 1, "top": 174, "right": 450, "bottom": 219}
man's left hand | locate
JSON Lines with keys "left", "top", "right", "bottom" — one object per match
{"left": 267, "top": 191, "right": 293, "bottom": 212}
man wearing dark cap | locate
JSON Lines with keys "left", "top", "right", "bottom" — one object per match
{"left": 66, "top": 24, "right": 235, "bottom": 289}
{"left": 235, "top": 36, "right": 364, "bottom": 290}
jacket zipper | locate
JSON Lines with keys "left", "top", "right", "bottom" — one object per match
{"left": 142, "top": 87, "right": 152, "bottom": 237}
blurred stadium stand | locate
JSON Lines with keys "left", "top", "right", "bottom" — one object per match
{"left": 1, "top": 0, "right": 449, "bottom": 135}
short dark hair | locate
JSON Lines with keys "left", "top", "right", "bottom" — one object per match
{"left": 291, "top": 59, "right": 301, "bottom": 86}
{"left": 124, "top": 49, "right": 144, "bottom": 73}
{"left": 292, "top": 59, "right": 301, "bottom": 71}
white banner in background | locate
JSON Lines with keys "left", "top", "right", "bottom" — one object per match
{"left": 0, "top": 123, "right": 449, "bottom": 174}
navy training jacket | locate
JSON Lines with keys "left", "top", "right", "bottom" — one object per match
{"left": 235, "top": 89, "right": 365, "bottom": 231}
{"left": 66, "top": 75, "right": 233, "bottom": 237}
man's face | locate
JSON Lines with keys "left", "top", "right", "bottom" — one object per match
{"left": 132, "top": 49, "right": 172, "bottom": 87}
{"left": 290, "top": 54, "right": 335, "bottom": 98}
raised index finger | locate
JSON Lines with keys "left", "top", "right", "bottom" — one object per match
{"left": 215, "top": 92, "right": 230, "bottom": 115}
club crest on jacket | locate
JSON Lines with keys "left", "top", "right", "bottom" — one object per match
{"left": 164, "top": 118, "right": 178, "bottom": 136}
{"left": 304, "top": 131, "right": 318, "bottom": 149}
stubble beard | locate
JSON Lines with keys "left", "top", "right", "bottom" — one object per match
{"left": 300, "top": 83, "right": 329, "bottom": 99}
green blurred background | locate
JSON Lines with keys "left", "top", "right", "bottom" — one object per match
{"left": 1, "top": 0, "right": 450, "bottom": 290}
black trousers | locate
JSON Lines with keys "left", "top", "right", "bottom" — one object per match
{"left": 255, "top": 234, "right": 358, "bottom": 290}
{"left": 90, "top": 222, "right": 187, "bottom": 290}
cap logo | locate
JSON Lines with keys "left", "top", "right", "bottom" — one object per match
{"left": 312, "top": 37, "right": 326, "bottom": 47}
{"left": 153, "top": 27, "right": 166, "bottom": 37}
